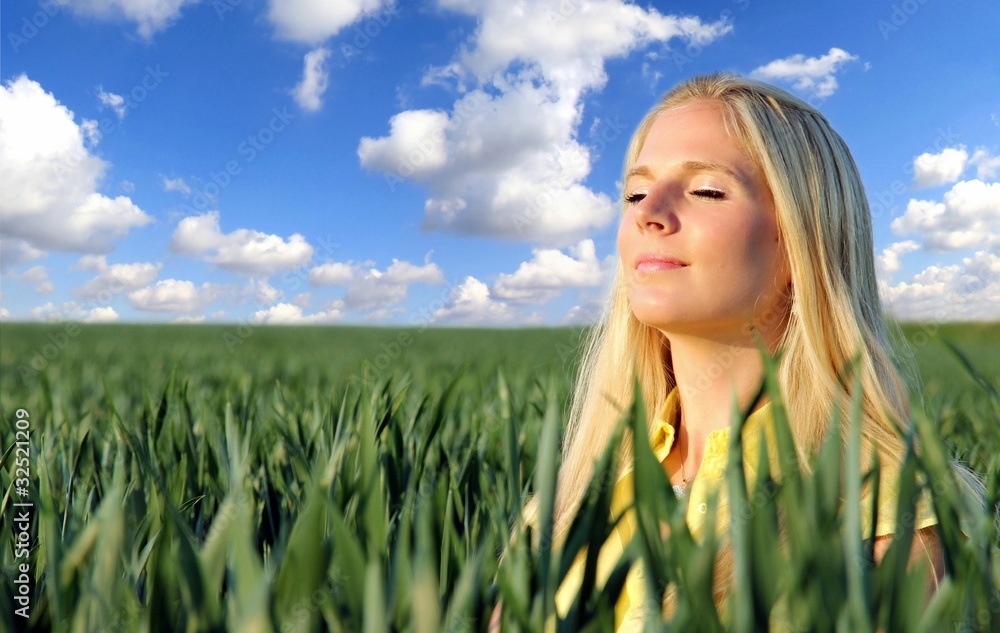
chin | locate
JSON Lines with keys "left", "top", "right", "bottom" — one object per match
{"left": 627, "top": 303, "right": 685, "bottom": 331}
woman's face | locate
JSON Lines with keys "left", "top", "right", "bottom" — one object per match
{"left": 617, "top": 99, "right": 792, "bottom": 338}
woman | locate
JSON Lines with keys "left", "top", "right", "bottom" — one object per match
{"left": 492, "top": 73, "right": 978, "bottom": 632}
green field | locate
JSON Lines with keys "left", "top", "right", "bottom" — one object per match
{"left": 1, "top": 322, "right": 998, "bottom": 632}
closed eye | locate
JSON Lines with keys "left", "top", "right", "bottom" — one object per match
{"left": 624, "top": 191, "right": 647, "bottom": 206}
{"left": 692, "top": 188, "right": 725, "bottom": 200}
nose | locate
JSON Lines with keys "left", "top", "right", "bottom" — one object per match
{"left": 632, "top": 189, "right": 679, "bottom": 234}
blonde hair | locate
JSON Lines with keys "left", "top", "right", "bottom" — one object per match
{"left": 522, "top": 73, "right": 984, "bottom": 605}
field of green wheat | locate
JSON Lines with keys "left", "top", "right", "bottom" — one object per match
{"left": 1, "top": 322, "right": 998, "bottom": 632}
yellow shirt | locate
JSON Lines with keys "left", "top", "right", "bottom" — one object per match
{"left": 554, "top": 389, "right": 938, "bottom": 631}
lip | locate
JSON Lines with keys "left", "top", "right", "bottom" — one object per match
{"left": 635, "top": 253, "right": 689, "bottom": 271}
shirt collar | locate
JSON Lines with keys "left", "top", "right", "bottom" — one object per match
{"left": 647, "top": 387, "right": 774, "bottom": 478}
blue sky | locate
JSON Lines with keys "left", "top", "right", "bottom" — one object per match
{"left": 1, "top": 0, "right": 997, "bottom": 325}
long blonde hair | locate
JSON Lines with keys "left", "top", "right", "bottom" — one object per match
{"left": 541, "top": 73, "right": 984, "bottom": 565}
{"left": 552, "top": 73, "right": 896, "bottom": 538}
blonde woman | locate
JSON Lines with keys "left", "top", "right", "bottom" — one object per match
{"left": 490, "top": 73, "right": 984, "bottom": 632}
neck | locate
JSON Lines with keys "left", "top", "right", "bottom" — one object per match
{"left": 666, "top": 325, "right": 781, "bottom": 474}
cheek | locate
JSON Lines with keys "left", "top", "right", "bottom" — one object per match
{"left": 700, "top": 214, "right": 779, "bottom": 273}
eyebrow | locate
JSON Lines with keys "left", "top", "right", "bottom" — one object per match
{"left": 626, "top": 160, "right": 742, "bottom": 182}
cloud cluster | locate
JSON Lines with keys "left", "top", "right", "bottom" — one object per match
{"left": 308, "top": 257, "right": 444, "bottom": 311}
{"left": 292, "top": 47, "right": 332, "bottom": 112}
{"left": 267, "top": 0, "right": 392, "bottom": 44}
{"left": 97, "top": 88, "right": 127, "bottom": 119}
{"left": 0, "top": 238, "right": 45, "bottom": 272}
{"left": 879, "top": 143, "right": 1000, "bottom": 320}
{"left": 0, "top": 76, "right": 152, "bottom": 256}
{"left": 251, "top": 302, "right": 344, "bottom": 324}
{"left": 750, "top": 47, "right": 858, "bottom": 99}
{"left": 243, "top": 278, "right": 284, "bottom": 305}
{"left": 430, "top": 277, "right": 522, "bottom": 324}
{"left": 9, "top": 265, "right": 54, "bottom": 295}
{"left": 162, "top": 176, "right": 192, "bottom": 194}
{"left": 128, "top": 279, "right": 222, "bottom": 313}
{"left": 912, "top": 146, "right": 1000, "bottom": 188}
{"left": 359, "top": 0, "right": 731, "bottom": 244}
{"left": 493, "top": 239, "right": 608, "bottom": 304}
{"left": 913, "top": 147, "right": 969, "bottom": 188}
{"left": 29, "top": 301, "right": 119, "bottom": 322}
{"left": 72, "top": 255, "right": 163, "bottom": 299}
{"left": 430, "top": 239, "right": 609, "bottom": 324}
{"left": 891, "top": 179, "right": 1000, "bottom": 251}
{"left": 170, "top": 211, "right": 314, "bottom": 276}
{"left": 881, "top": 248, "right": 1000, "bottom": 321}
{"left": 876, "top": 240, "right": 920, "bottom": 279}
{"left": 64, "top": 0, "right": 198, "bottom": 38}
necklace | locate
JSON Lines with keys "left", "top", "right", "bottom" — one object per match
{"left": 672, "top": 426, "right": 689, "bottom": 499}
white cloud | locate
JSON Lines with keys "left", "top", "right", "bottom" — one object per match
{"left": 0, "top": 238, "right": 45, "bottom": 272}
{"left": 162, "top": 175, "right": 191, "bottom": 194}
{"left": 750, "top": 47, "right": 858, "bottom": 99}
{"left": 439, "top": 0, "right": 730, "bottom": 85}
{"left": 293, "top": 47, "right": 332, "bottom": 112}
{"left": 876, "top": 240, "right": 920, "bottom": 280}
{"left": 243, "top": 278, "right": 283, "bottom": 304}
{"left": 913, "top": 147, "right": 968, "bottom": 188}
{"left": 492, "top": 239, "right": 608, "bottom": 304}
{"left": 343, "top": 259, "right": 444, "bottom": 310}
{"left": 365, "top": 307, "right": 404, "bottom": 321}
{"left": 87, "top": 306, "right": 120, "bottom": 322}
{"left": 128, "top": 279, "right": 221, "bottom": 312}
{"left": 268, "top": 0, "right": 393, "bottom": 44}
{"left": 11, "top": 265, "right": 54, "bottom": 294}
{"left": 98, "top": 88, "right": 127, "bottom": 119}
{"left": 309, "top": 261, "right": 356, "bottom": 285}
{"left": 64, "top": 0, "right": 198, "bottom": 38}
{"left": 562, "top": 297, "right": 605, "bottom": 325}
{"left": 891, "top": 180, "right": 1000, "bottom": 251}
{"left": 169, "top": 211, "right": 314, "bottom": 275}
{"left": 358, "top": 109, "right": 449, "bottom": 178}
{"left": 308, "top": 256, "right": 444, "bottom": 311}
{"left": 251, "top": 302, "right": 344, "bottom": 324}
{"left": 881, "top": 248, "right": 1000, "bottom": 321}
{"left": 28, "top": 301, "right": 119, "bottom": 322}
{"left": 970, "top": 148, "right": 1000, "bottom": 180}
{"left": 72, "top": 254, "right": 109, "bottom": 272}
{"left": 0, "top": 308, "right": 10, "bottom": 320}
{"left": 0, "top": 75, "right": 153, "bottom": 254}
{"left": 359, "top": 0, "right": 731, "bottom": 244}
{"left": 172, "top": 315, "right": 205, "bottom": 323}
{"left": 431, "top": 276, "right": 521, "bottom": 324}
{"left": 74, "top": 259, "right": 162, "bottom": 298}
{"left": 359, "top": 79, "right": 618, "bottom": 244}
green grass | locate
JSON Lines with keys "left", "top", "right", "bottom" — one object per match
{"left": 0, "top": 322, "right": 997, "bottom": 632}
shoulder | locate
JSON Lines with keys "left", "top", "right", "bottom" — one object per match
{"left": 873, "top": 525, "right": 945, "bottom": 592}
